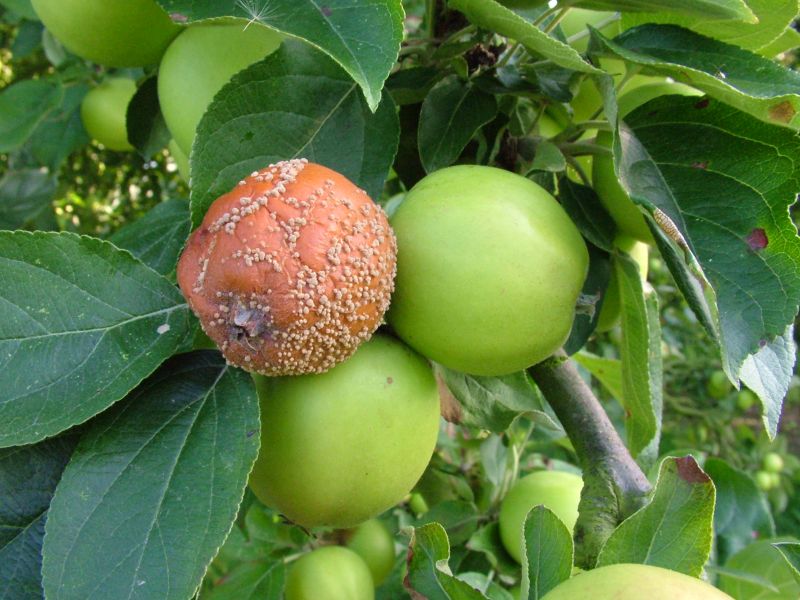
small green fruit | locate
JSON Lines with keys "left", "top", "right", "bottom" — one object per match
{"left": 755, "top": 470, "right": 774, "bottom": 491}
{"left": 168, "top": 139, "right": 190, "bottom": 182}
{"left": 736, "top": 389, "right": 757, "bottom": 411}
{"left": 31, "top": 0, "right": 180, "bottom": 67}
{"left": 499, "top": 470, "right": 583, "bottom": 563}
{"left": 596, "top": 235, "right": 649, "bottom": 332}
{"left": 344, "top": 519, "right": 395, "bottom": 587}
{"left": 762, "top": 452, "right": 785, "bottom": 473}
{"left": 80, "top": 77, "right": 137, "bottom": 151}
{"left": 541, "top": 563, "right": 733, "bottom": 599}
{"left": 285, "top": 546, "right": 374, "bottom": 600}
{"left": 706, "top": 370, "right": 732, "bottom": 400}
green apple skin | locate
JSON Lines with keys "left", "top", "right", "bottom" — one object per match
{"left": 285, "top": 546, "right": 374, "bottom": 600}
{"left": 345, "top": 519, "right": 396, "bottom": 587}
{"left": 249, "top": 334, "right": 440, "bottom": 529}
{"left": 80, "top": 77, "right": 136, "bottom": 151}
{"left": 158, "top": 21, "right": 283, "bottom": 155}
{"left": 31, "top": 0, "right": 180, "bottom": 67}
{"left": 593, "top": 82, "right": 703, "bottom": 243}
{"left": 706, "top": 369, "right": 732, "bottom": 400}
{"left": 499, "top": 470, "right": 583, "bottom": 563}
{"left": 719, "top": 538, "right": 800, "bottom": 600}
{"left": 762, "top": 452, "right": 784, "bottom": 473}
{"left": 736, "top": 388, "right": 757, "bottom": 410}
{"left": 167, "top": 139, "right": 190, "bottom": 182}
{"left": 388, "top": 165, "right": 589, "bottom": 376}
{"left": 596, "top": 235, "right": 649, "bottom": 332}
{"left": 542, "top": 564, "right": 733, "bottom": 600}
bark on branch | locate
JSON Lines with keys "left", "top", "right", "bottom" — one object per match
{"left": 528, "top": 350, "right": 652, "bottom": 568}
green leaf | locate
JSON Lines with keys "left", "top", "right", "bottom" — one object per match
{"left": 574, "top": 351, "right": 623, "bottom": 400}
{"left": 387, "top": 66, "right": 446, "bottom": 106}
{"left": 773, "top": 542, "right": 800, "bottom": 582}
{"left": 704, "top": 458, "right": 775, "bottom": 564}
{"left": 740, "top": 324, "right": 797, "bottom": 438}
{"left": 191, "top": 40, "right": 399, "bottom": 227}
{"left": 597, "top": 456, "right": 715, "bottom": 576}
{"left": 0, "top": 79, "right": 63, "bottom": 153}
{"left": 0, "top": 0, "right": 38, "bottom": 20}
{"left": 759, "top": 26, "right": 800, "bottom": 57}
{"left": 405, "top": 522, "right": 488, "bottom": 600}
{"left": 155, "top": 0, "right": 403, "bottom": 112}
{"left": 449, "top": 0, "right": 601, "bottom": 74}
{"left": 530, "top": 141, "right": 565, "bottom": 173}
{"left": 617, "top": 253, "right": 662, "bottom": 462}
{"left": 610, "top": 95, "right": 800, "bottom": 434}
{"left": 127, "top": 76, "right": 171, "bottom": 159}
{"left": 593, "top": 24, "right": 800, "bottom": 129}
{"left": 418, "top": 75, "right": 497, "bottom": 173}
{"left": 0, "top": 434, "right": 78, "bottom": 600}
{"left": 466, "top": 523, "right": 518, "bottom": 577}
{"left": 41, "top": 352, "right": 260, "bottom": 600}
{"left": 435, "top": 365, "right": 561, "bottom": 433}
{"left": 576, "top": 0, "right": 756, "bottom": 20}
{"left": 0, "top": 169, "right": 57, "bottom": 230}
{"left": 622, "top": 0, "right": 799, "bottom": 52}
{"left": 416, "top": 501, "right": 482, "bottom": 547}
{"left": 563, "top": 245, "right": 611, "bottom": 354}
{"left": 109, "top": 199, "right": 191, "bottom": 281}
{"left": 457, "top": 573, "right": 514, "bottom": 600}
{"left": 520, "top": 506, "right": 573, "bottom": 600}
{"left": 0, "top": 232, "right": 194, "bottom": 448}
{"left": 205, "top": 561, "right": 286, "bottom": 600}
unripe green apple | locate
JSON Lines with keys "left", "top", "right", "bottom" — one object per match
{"left": 541, "top": 564, "right": 733, "bottom": 599}
{"left": 762, "top": 452, "right": 785, "bottom": 474}
{"left": 706, "top": 370, "right": 732, "bottom": 400}
{"left": 248, "top": 334, "right": 440, "bottom": 528}
{"left": 31, "top": 0, "right": 180, "bottom": 67}
{"left": 736, "top": 388, "right": 757, "bottom": 411}
{"left": 596, "top": 235, "right": 649, "bottom": 332}
{"left": 168, "top": 139, "right": 190, "bottom": 182}
{"left": 158, "top": 20, "right": 283, "bottom": 155}
{"left": 719, "top": 538, "right": 800, "bottom": 600}
{"left": 498, "top": 470, "right": 583, "bottom": 563}
{"left": 285, "top": 546, "right": 374, "bottom": 600}
{"left": 80, "top": 77, "right": 136, "bottom": 151}
{"left": 755, "top": 470, "right": 774, "bottom": 491}
{"left": 592, "top": 82, "right": 703, "bottom": 243}
{"left": 388, "top": 165, "right": 589, "bottom": 376}
{"left": 344, "top": 519, "right": 395, "bottom": 587}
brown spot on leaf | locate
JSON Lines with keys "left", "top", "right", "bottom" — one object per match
{"left": 692, "top": 161, "right": 708, "bottom": 170}
{"left": 321, "top": 6, "right": 333, "bottom": 16}
{"left": 170, "top": 13, "right": 188, "bottom": 22}
{"left": 675, "top": 456, "right": 710, "bottom": 484}
{"left": 746, "top": 228, "right": 768, "bottom": 251}
{"left": 769, "top": 101, "right": 796, "bottom": 124}
{"left": 386, "top": 376, "right": 394, "bottom": 385}
{"left": 435, "top": 371, "right": 462, "bottom": 424}
{"left": 694, "top": 98, "right": 710, "bottom": 110}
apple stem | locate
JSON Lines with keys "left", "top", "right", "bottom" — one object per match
{"left": 528, "top": 350, "right": 651, "bottom": 568}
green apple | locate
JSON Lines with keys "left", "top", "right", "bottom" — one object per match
{"left": 285, "top": 546, "right": 374, "bottom": 600}
{"left": 706, "top": 369, "right": 732, "bottom": 400}
{"left": 499, "top": 470, "right": 583, "bottom": 563}
{"left": 249, "top": 334, "right": 440, "bottom": 528}
{"left": 541, "top": 564, "right": 733, "bottom": 599}
{"left": 719, "top": 538, "right": 800, "bottom": 600}
{"left": 592, "top": 82, "right": 703, "bottom": 243}
{"left": 736, "top": 388, "right": 757, "bottom": 411}
{"left": 80, "top": 77, "right": 137, "bottom": 151}
{"left": 344, "top": 519, "right": 395, "bottom": 587}
{"left": 157, "top": 20, "right": 283, "bottom": 155}
{"left": 31, "top": 0, "right": 180, "bottom": 67}
{"left": 755, "top": 470, "right": 774, "bottom": 491}
{"left": 762, "top": 452, "right": 785, "bottom": 474}
{"left": 596, "top": 235, "right": 649, "bottom": 332}
{"left": 388, "top": 165, "right": 589, "bottom": 376}
{"left": 168, "top": 139, "right": 190, "bottom": 182}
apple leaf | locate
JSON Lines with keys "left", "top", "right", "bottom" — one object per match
{"left": 0, "top": 78, "right": 62, "bottom": 153}
{"left": 574, "top": 0, "right": 755, "bottom": 20}
{"left": 0, "top": 434, "right": 78, "bottom": 600}
{"left": 597, "top": 456, "right": 715, "bottom": 576}
{"left": 705, "top": 458, "right": 775, "bottom": 564}
{"left": 520, "top": 506, "right": 573, "bottom": 600}
{"left": 435, "top": 365, "right": 562, "bottom": 434}
{"left": 109, "top": 198, "right": 191, "bottom": 281}
{"left": 617, "top": 253, "right": 662, "bottom": 465}
{"left": 593, "top": 24, "right": 800, "bottom": 130}
{"left": 759, "top": 26, "right": 800, "bottom": 58}
{"left": 126, "top": 76, "right": 171, "bottom": 159}
{"left": 621, "top": 0, "right": 799, "bottom": 52}
{"left": 0, "top": 168, "right": 57, "bottom": 230}
{"left": 608, "top": 95, "right": 800, "bottom": 438}
{"left": 205, "top": 561, "right": 286, "bottom": 600}
{"left": 41, "top": 351, "right": 260, "bottom": 600}
{"left": 190, "top": 40, "right": 399, "bottom": 228}
{"left": 0, "top": 232, "right": 194, "bottom": 448}
{"left": 418, "top": 75, "right": 498, "bottom": 173}
{"left": 155, "top": 0, "right": 403, "bottom": 112}
{"left": 574, "top": 351, "right": 623, "bottom": 400}
{"left": 405, "top": 522, "right": 488, "bottom": 600}
{"left": 448, "top": 0, "right": 601, "bottom": 74}
{"left": 773, "top": 542, "right": 800, "bottom": 582}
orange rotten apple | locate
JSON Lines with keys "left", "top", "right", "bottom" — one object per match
{"left": 176, "top": 159, "right": 397, "bottom": 375}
